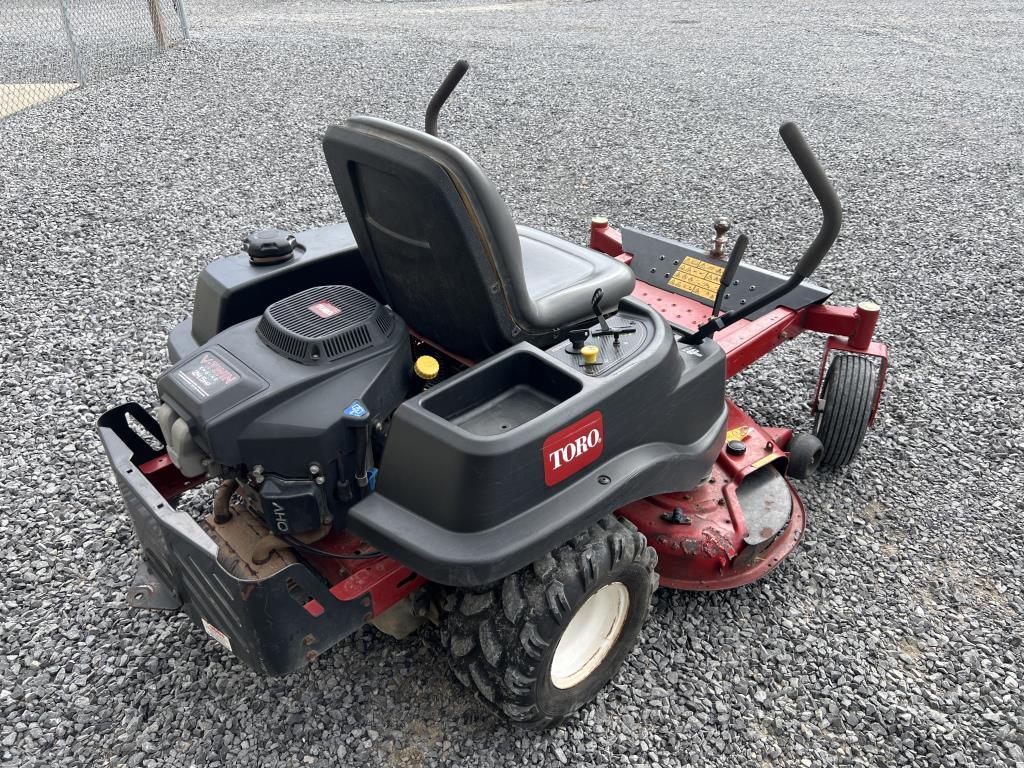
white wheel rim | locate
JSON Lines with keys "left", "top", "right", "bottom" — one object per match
{"left": 550, "top": 582, "right": 630, "bottom": 689}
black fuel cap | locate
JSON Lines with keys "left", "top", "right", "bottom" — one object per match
{"left": 244, "top": 228, "right": 294, "bottom": 265}
{"left": 726, "top": 439, "right": 747, "bottom": 456}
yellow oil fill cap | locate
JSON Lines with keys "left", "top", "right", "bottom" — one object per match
{"left": 414, "top": 355, "right": 440, "bottom": 380}
{"left": 581, "top": 345, "right": 600, "bottom": 365}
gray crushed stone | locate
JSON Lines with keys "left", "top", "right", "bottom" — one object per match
{"left": 1, "top": 1, "right": 1021, "bottom": 766}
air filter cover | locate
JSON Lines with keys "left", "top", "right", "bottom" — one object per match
{"left": 256, "top": 285, "right": 396, "bottom": 364}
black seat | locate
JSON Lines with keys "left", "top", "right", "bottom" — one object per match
{"left": 322, "top": 116, "right": 635, "bottom": 359}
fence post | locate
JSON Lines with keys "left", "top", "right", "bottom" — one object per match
{"left": 147, "top": 0, "right": 169, "bottom": 50}
{"left": 57, "top": 0, "right": 85, "bottom": 87}
{"left": 175, "top": 0, "right": 190, "bottom": 40}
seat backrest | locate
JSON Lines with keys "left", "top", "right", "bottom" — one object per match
{"left": 322, "top": 116, "right": 539, "bottom": 359}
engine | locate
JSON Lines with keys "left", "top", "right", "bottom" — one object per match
{"left": 155, "top": 285, "right": 412, "bottom": 534}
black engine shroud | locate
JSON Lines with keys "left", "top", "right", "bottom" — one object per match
{"left": 157, "top": 283, "right": 412, "bottom": 534}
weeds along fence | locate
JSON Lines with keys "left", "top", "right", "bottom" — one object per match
{"left": 0, "top": 0, "right": 188, "bottom": 119}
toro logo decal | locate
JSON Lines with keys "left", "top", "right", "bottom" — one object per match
{"left": 308, "top": 300, "right": 341, "bottom": 318}
{"left": 543, "top": 411, "right": 604, "bottom": 486}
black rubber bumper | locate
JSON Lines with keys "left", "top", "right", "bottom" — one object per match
{"left": 97, "top": 403, "right": 369, "bottom": 676}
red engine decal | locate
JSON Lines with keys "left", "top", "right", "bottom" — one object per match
{"left": 308, "top": 300, "right": 341, "bottom": 318}
{"left": 543, "top": 411, "right": 604, "bottom": 486}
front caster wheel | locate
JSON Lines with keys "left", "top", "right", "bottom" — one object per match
{"left": 441, "top": 515, "right": 658, "bottom": 729}
{"left": 814, "top": 354, "right": 878, "bottom": 468}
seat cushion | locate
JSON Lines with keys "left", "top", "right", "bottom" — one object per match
{"left": 517, "top": 226, "right": 636, "bottom": 328}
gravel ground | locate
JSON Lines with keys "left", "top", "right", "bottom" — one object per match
{"left": 2, "top": 1, "right": 1022, "bottom": 766}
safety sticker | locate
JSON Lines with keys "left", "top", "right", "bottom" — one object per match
{"left": 725, "top": 426, "right": 753, "bottom": 443}
{"left": 751, "top": 454, "right": 780, "bottom": 470}
{"left": 201, "top": 618, "right": 233, "bottom": 653}
{"left": 175, "top": 352, "right": 240, "bottom": 401}
{"left": 668, "top": 256, "right": 725, "bottom": 302}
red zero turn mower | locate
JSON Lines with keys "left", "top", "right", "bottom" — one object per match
{"left": 98, "top": 62, "right": 888, "bottom": 728}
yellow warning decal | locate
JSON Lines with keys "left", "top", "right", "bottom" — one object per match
{"left": 668, "top": 256, "right": 725, "bottom": 302}
{"left": 751, "top": 454, "right": 779, "bottom": 470}
{"left": 726, "top": 426, "right": 753, "bottom": 443}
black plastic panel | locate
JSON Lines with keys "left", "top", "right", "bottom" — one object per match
{"left": 546, "top": 313, "right": 652, "bottom": 377}
{"left": 622, "top": 227, "right": 831, "bottom": 320}
{"left": 423, "top": 351, "right": 582, "bottom": 436}
{"left": 171, "top": 223, "right": 377, "bottom": 363}
{"left": 348, "top": 299, "right": 728, "bottom": 586}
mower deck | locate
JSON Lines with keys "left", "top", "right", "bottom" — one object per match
{"left": 619, "top": 400, "right": 805, "bottom": 590}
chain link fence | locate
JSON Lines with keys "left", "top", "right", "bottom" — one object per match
{"left": 0, "top": 0, "right": 189, "bottom": 120}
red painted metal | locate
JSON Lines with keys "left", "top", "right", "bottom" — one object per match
{"left": 328, "top": 559, "right": 423, "bottom": 616}
{"left": 802, "top": 304, "right": 858, "bottom": 338}
{"left": 138, "top": 454, "right": 206, "bottom": 501}
{"left": 617, "top": 400, "right": 804, "bottom": 590}
{"left": 803, "top": 303, "right": 879, "bottom": 351}
{"left": 588, "top": 220, "right": 890, "bottom": 393}
{"left": 763, "top": 426, "right": 794, "bottom": 449}
{"left": 588, "top": 217, "right": 623, "bottom": 255}
{"left": 849, "top": 302, "right": 880, "bottom": 350}
{"left": 632, "top": 280, "right": 713, "bottom": 328}
{"left": 299, "top": 530, "right": 426, "bottom": 618}
{"left": 588, "top": 217, "right": 889, "bottom": 590}
{"left": 302, "top": 599, "right": 325, "bottom": 617}
{"left": 716, "top": 308, "right": 806, "bottom": 378}
{"left": 811, "top": 336, "right": 890, "bottom": 425}
{"left": 717, "top": 400, "right": 787, "bottom": 483}
{"left": 629, "top": 281, "right": 807, "bottom": 376}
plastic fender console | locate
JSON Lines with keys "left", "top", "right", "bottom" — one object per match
{"left": 348, "top": 298, "right": 728, "bottom": 586}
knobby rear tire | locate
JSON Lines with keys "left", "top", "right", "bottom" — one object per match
{"left": 441, "top": 515, "right": 658, "bottom": 729}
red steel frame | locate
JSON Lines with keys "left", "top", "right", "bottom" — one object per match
{"left": 139, "top": 463, "right": 423, "bottom": 622}
{"left": 589, "top": 219, "right": 889, "bottom": 422}
{"left": 588, "top": 217, "right": 888, "bottom": 590}
{"left": 291, "top": 530, "right": 425, "bottom": 620}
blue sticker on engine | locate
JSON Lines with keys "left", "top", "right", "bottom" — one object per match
{"left": 344, "top": 400, "right": 369, "bottom": 419}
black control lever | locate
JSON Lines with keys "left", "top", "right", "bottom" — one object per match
{"left": 568, "top": 329, "right": 590, "bottom": 351}
{"left": 683, "top": 122, "right": 843, "bottom": 345}
{"left": 779, "top": 121, "right": 843, "bottom": 280}
{"left": 590, "top": 288, "right": 612, "bottom": 333}
{"left": 592, "top": 327, "right": 637, "bottom": 346}
{"left": 589, "top": 287, "right": 636, "bottom": 345}
{"left": 425, "top": 60, "right": 469, "bottom": 137}
{"left": 711, "top": 233, "right": 748, "bottom": 316}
